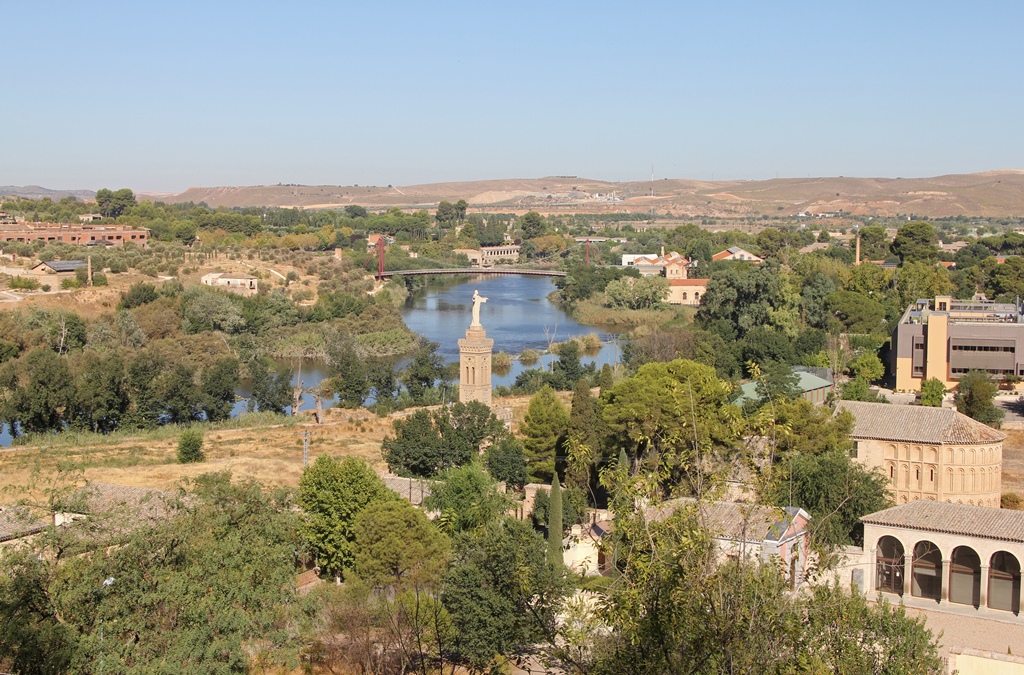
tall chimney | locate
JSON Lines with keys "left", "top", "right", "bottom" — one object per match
{"left": 855, "top": 235, "right": 861, "bottom": 266}
{"left": 660, "top": 245, "right": 665, "bottom": 257}
{"left": 87, "top": 256, "right": 92, "bottom": 286}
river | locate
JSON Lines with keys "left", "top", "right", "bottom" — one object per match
{"left": 0, "top": 275, "right": 619, "bottom": 446}
{"left": 231, "top": 275, "right": 620, "bottom": 415}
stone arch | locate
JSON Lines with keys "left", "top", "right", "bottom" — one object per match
{"left": 912, "top": 541, "right": 942, "bottom": 601}
{"left": 928, "top": 447, "right": 938, "bottom": 463}
{"left": 989, "top": 552, "right": 1021, "bottom": 614}
{"left": 950, "top": 546, "right": 982, "bottom": 608}
{"left": 947, "top": 468, "right": 954, "bottom": 492}
{"left": 901, "top": 465, "right": 910, "bottom": 488}
{"left": 876, "top": 536, "right": 905, "bottom": 596}
{"left": 681, "top": 292, "right": 687, "bottom": 300}
{"left": 971, "top": 469, "right": 976, "bottom": 493}
{"left": 959, "top": 469, "right": 966, "bottom": 493}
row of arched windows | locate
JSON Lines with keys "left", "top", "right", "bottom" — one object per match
{"left": 884, "top": 444, "right": 998, "bottom": 465}
{"left": 887, "top": 463, "right": 998, "bottom": 494}
{"left": 876, "top": 536, "right": 1021, "bottom": 613}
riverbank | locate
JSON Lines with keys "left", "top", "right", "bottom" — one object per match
{"left": 0, "top": 391, "right": 565, "bottom": 499}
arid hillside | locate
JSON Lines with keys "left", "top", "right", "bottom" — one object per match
{"left": 164, "top": 170, "right": 1024, "bottom": 218}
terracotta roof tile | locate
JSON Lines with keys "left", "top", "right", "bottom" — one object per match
{"left": 862, "top": 500, "right": 1024, "bottom": 543}
{"left": 646, "top": 498, "right": 808, "bottom": 544}
{"left": 836, "top": 401, "right": 1005, "bottom": 445}
{"left": 0, "top": 506, "right": 47, "bottom": 542}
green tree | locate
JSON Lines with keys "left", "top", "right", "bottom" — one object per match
{"left": 72, "top": 352, "right": 129, "bottom": 433}
{"left": 891, "top": 221, "right": 940, "bottom": 264}
{"left": 604, "top": 275, "right": 669, "bottom": 310}
{"left": 548, "top": 475, "right": 563, "bottom": 567}
{"left": 383, "top": 402, "right": 506, "bottom": 478}
{"left": 326, "top": 336, "right": 369, "bottom": 408}
{"left": 826, "top": 290, "right": 887, "bottom": 334}
{"left": 954, "top": 370, "right": 1004, "bottom": 427}
{"left": 0, "top": 473, "right": 300, "bottom": 673}
{"left": 402, "top": 338, "right": 446, "bottom": 403}
{"left": 156, "top": 362, "right": 202, "bottom": 423}
{"left": 177, "top": 428, "right": 205, "bottom": 463}
{"left": 118, "top": 281, "right": 159, "bottom": 309}
{"left": 426, "top": 463, "right": 512, "bottom": 533}
{"left": 200, "top": 356, "right": 240, "bottom": 422}
{"left": 770, "top": 449, "right": 891, "bottom": 548}
{"left": 602, "top": 359, "right": 741, "bottom": 491}
{"left": 696, "top": 261, "right": 791, "bottom": 341}
{"left": 857, "top": 224, "right": 890, "bottom": 260}
{"left": 582, "top": 499, "right": 940, "bottom": 675}
{"left": 442, "top": 519, "right": 564, "bottom": 670}
{"left": 519, "top": 386, "right": 569, "bottom": 483}
{"left": 840, "top": 377, "right": 890, "bottom": 403}
{"left": 436, "top": 200, "right": 458, "bottom": 227}
{"left": 484, "top": 436, "right": 528, "bottom": 490}
{"left": 353, "top": 500, "right": 449, "bottom": 588}
{"left": 298, "top": 455, "right": 397, "bottom": 579}
{"left": 5, "top": 348, "right": 74, "bottom": 434}
{"left": 95, "top": 187, "right": 136, "bottom": 218}
{"left": 849, "top": 351, "right": 885, "bottom": 382}
{"left": 920, "top": 377, "right": 946, "bottom": 406}
{"left": 519, "top": 211, "right": 546, "bottom": 239}
{"left": 801, "top": 272, "right": 837, "bottom": 329}
{"left": 568, "top": 378, "right": 600, "bottom": 454}
{"left": 248, "top": 358, "right": 292, "bottom": 414}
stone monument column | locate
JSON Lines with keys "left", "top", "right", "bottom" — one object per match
{"left": 459, "top": 290, "right": 494, "bottom": 406}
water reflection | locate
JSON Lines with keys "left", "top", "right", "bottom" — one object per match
{"left": 401, "top": 275, "right": 621, "bottom": 388}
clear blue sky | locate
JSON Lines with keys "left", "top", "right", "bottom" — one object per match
{"left": 4, "top": 1, "right": 1023, "bottom": 192}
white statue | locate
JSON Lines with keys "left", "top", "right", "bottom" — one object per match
{"left": 471, "top": 289, "right": 488, "bottom": 327}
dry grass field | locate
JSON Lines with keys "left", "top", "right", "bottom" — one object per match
{"left": 0, "top": 391, "right": 553, "bottom": 503}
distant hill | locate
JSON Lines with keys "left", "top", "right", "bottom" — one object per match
{"left": 0, "top": 185, "right": 96, "bottom": 201}
{"left": 164, "top": 171, "right": 1024, "bottom": 218}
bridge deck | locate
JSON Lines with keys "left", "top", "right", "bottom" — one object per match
{"left": 379, "top": 267, "right": 566, "bottom": 278}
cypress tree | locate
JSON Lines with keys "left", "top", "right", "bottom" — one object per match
{"left": 568, "top": 378, "right": 598, "bottom": 449}
{"left": 548, "top": 475, "right": 563, "bottom": 568}
{"left": 599, "top": 363, "right": 614, "bottom": 392}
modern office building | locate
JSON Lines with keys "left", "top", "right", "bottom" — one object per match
{"left": 892, "top": 295, "right": 1024, "bottom": 392}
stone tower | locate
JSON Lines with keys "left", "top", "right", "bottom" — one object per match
{"left": 459, "top": 290, "right": 494, "bottom": 406}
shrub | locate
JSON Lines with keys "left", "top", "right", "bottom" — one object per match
{"left": 1003, "top": 492, "right": 1024, "bottom": 510}
{"left": 61, "top": 278, "right": 81, "bottom": 289}
{"left": 9, "top": 276, "right": 40, "bottom": 290}
{"left": 177, "top": 429, "right": 205, "bottom": 464}
{"left": 92, "top": 272, "right": 108, "bottom": 286}
{"left": 41, "top": 284, "right": 51, "bottom": 292}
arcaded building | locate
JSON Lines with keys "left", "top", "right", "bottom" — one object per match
{"left": 860, "top": 501, "right": 1023, "bottom": 616}
{"left": 838, "top": 401, "right": 1004, "bottom": 507}
{"left": 892, "top": 295, "right": 1024, "bottom": 392}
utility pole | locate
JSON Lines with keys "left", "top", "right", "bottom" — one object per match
{"left": 303, "top": 430, "right": 309, "bottom": 468}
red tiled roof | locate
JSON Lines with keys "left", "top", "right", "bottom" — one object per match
{"left": 837, "top": 401, "right": 1006, "bottom": 445}
{"left": 668, "top": 278, "right": 710, "bottom": 286}
{"left": 862, "top": 500, "right": 1024, "bottom": 543}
